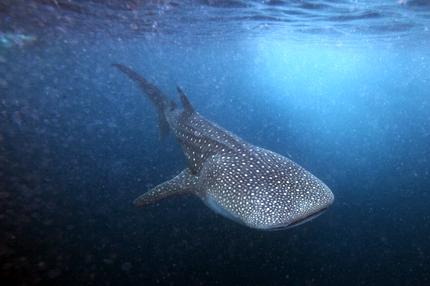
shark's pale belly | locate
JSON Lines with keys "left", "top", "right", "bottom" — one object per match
{"left": 203, "top": 194, "right": 246, "bottom": 225}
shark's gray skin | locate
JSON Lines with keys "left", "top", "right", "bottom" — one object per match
{"left": 113, "top": 64, "right": 334, "bottom": 230}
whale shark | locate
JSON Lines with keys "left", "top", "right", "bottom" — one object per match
{"left": 113, "top": 64, "right": 334, "bottom": 230}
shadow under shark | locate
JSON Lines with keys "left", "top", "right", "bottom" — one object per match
{"left": 113, "top": 64, "right": 334, "bottom": 230}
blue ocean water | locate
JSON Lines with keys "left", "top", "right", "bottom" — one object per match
{"left": 1, "top": 0, "right": 430, "bottom": 285}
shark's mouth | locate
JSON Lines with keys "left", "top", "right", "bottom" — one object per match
{"left": 270, "top": 207, "right": 328, "bottom": 231}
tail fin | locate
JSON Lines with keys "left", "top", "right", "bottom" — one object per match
{"left": 112, "top": 63, "right": 170, "bottom": 139}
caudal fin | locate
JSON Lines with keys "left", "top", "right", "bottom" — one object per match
{"left": 112, "top": 63, "right": 170, "bottom": 139}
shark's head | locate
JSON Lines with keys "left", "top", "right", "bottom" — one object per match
{"left": 271, "top": 179, "right": 333, "bottom": 230}
{"left": 236, "top": 151, "right": 335, "bottom": 230}
{"left": 246, "top": 171, "right": 334, "bottom": 230}
{"left": 201, "top": 149, "right": 334, "bottom": 230}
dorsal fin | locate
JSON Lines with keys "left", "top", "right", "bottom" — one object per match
{"left": 176, "top": 86, "right": 194, "bottom": 114}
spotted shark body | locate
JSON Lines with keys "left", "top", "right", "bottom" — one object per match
{"left": 113, "top": 64, "right": 334, "bottom": 230}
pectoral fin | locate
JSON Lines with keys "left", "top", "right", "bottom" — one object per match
{"left": 133, "top": 169, "right": 197, "bottom": 207}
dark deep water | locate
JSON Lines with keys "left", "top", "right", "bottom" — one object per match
{"left": 1, "top": 1, "right": 430, "bottom": 285}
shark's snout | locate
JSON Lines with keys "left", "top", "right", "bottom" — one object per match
{"left": 282, "top": 185, "right": 334, "bottom": 230}
{"left": 262, "top": 183, "right": 334, "bottom": 231}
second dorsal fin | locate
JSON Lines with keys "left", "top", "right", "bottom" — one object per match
{"left": 176, "top": 86, "right": 194, "bottom": 114}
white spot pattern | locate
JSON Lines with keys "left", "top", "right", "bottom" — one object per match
{"left": 170, "top": 112, "right": 334, "bottom": 230}
{"left": 116, "top": 64, "right": 334, "bottom": 230}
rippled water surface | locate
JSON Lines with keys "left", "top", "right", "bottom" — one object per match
{"left": 2, "top": 0, "right": 430, "bottom": 41}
